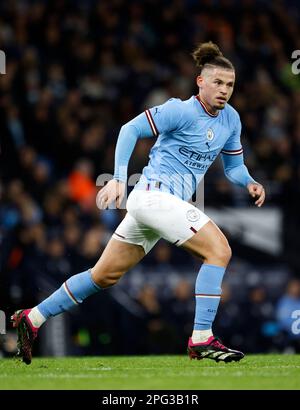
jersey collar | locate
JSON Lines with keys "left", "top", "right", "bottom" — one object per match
{"left": 195, "top": 95, "right": 219, "bottom": 117}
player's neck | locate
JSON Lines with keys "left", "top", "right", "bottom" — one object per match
{"left": 197, "top": 94, "right": 219, "bottom": 116}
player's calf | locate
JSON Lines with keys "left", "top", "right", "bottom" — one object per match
{"left": 91, "top": 269, "right": 125, "bottom": 288}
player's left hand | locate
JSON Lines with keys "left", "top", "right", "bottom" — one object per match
{"left": 247, "top": 183, "right": 265, "bottom": 207}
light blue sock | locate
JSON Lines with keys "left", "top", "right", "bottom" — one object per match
{"left": 194, "top": 264, "right": 226, "bottom": 330}
{"left": 37, "top": 269, "right": 101, "bottom": 319}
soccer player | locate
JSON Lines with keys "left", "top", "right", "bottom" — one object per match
{"left": 12, "top": 42, "right": 265, "bottom": 364}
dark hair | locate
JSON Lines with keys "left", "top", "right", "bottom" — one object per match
{"left": 192, "top": 41, "right": 234, "bottom": 73}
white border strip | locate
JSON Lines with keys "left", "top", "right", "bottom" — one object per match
{"left": 63, "top": 282, "right": 79, "bottom": 305}
{"left": 221, "top": 148, "right": 243, "bottom": 155}
{"left": 145, "top": 109, "right": 158, "bottom": 137}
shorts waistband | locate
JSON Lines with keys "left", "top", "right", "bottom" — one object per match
{"left": 135, "top": 180, "right": 174, "bottom": 194}
{"left": 146, "top": 181, "right": 161, "bottom": 190}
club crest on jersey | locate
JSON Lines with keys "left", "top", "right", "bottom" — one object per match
{"left": 186, "top": 209, "right": 201, "bottom": 222}
{"left": 206, "top": 128, "right": 214, "bottom": 141}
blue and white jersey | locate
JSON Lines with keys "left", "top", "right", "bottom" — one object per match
{"left": 140, "top": 96, "right": 243, "bottom": 200}
{"left": 113, "top": 95, "right": 255, "bottom": 201}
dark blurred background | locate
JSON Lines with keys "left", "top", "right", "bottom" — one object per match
{"left": 1, "top": 0, "right": 300, "bottom": 358}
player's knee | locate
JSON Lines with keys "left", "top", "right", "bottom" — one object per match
{"left": 214, "top": 242, "right": 232, "bottom": 265}
{"left": 205, "top": 241, "right": 232, "bottom": 266}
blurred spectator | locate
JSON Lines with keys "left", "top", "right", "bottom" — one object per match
{"left": 276, "top": 279, "right": 300, "bottom": 352}
{"left": 68, "top": 159, "right": 97, "bottom": 211}
{"left": 136, "top": 284, "right": 176, "bottom": 354}
{"left": 214, "top": 283, "right": 245, "bottom": 350}
{"left": 163, "top": 279, "right": 194, "bottom": 352}
{"left": 241, "top": 286, "right": 277, "bottom": 353}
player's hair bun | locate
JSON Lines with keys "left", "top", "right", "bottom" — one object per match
{"left": 192, "top": 41, "right": 222, "bottom": 67}
{"left": 192, "top": 41, "right": 233, "bottom": 72}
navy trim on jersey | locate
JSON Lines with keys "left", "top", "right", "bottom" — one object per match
{"left": 145, "top": 109, "right": 159, "bottom": 137}
{"left": 221, "top": 148, "right": 243, "bottom": 155}
{"left": 195, "top": 95, "right": 219, "bottom": 117}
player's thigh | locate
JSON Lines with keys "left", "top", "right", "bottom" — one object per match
{"left": 92, "top": 212, "right": 160, "bottom": 284}
{"left": 181, "top": 220, "right": 232, "bottom": 264}
{"left": 91, "top": 238, "right": 145, "bottom": 284}
{"left": 127, "top": 190, "right": 210, "bottom": 246}
{"left": 127, "top": 190, "right": 231, "bottom": 264}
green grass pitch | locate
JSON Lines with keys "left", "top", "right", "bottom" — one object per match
{"left": 0, "top": 355, "right": 300, "bottom": 390}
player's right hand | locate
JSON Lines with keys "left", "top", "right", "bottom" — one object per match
{"left": 97, "top": 179, "right": 125, "bottom": 209}
{"left": 247, "top": 182, "right": 265, "bottom": 207}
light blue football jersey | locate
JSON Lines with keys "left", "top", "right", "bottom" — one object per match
{"left": 113, "top": 95, "right": 255, "bottom": 201}
{"left": 137, "top": 96, "right": 243, "bottom": 200}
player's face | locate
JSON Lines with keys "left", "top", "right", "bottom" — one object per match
{"left": 197, "top": 68, "right": 235, "bottom": 113}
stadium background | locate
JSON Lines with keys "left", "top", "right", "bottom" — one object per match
{"left": 0, "top": 0, "right": 300, "bottom": 359}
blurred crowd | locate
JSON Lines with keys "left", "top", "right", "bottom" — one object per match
{"left": 1, "top": 0, "right": 300, "bottom": 355}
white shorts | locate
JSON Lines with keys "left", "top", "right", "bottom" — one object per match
{"left": 112, "top": 189, "right": 211, "bottom": 254}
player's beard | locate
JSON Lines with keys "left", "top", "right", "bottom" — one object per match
{"left": 213, "top": 100, "right": 226, "bottom": 110}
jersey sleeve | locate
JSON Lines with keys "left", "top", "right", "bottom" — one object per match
{"left": 144, "top": 98, "right": 184, "bottom": 137}
{"left": 221, "top": 114, "right": 256, "bottom": 187}
{"left": 221, "top": 115, "right": 243, "bottom": 156}
{"left": 113, "top": 113, "right": 154, "bottom": 182}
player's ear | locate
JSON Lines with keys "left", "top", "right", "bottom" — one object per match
{"left": 196, "top": 75, "right": 203, "bottom": 88}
